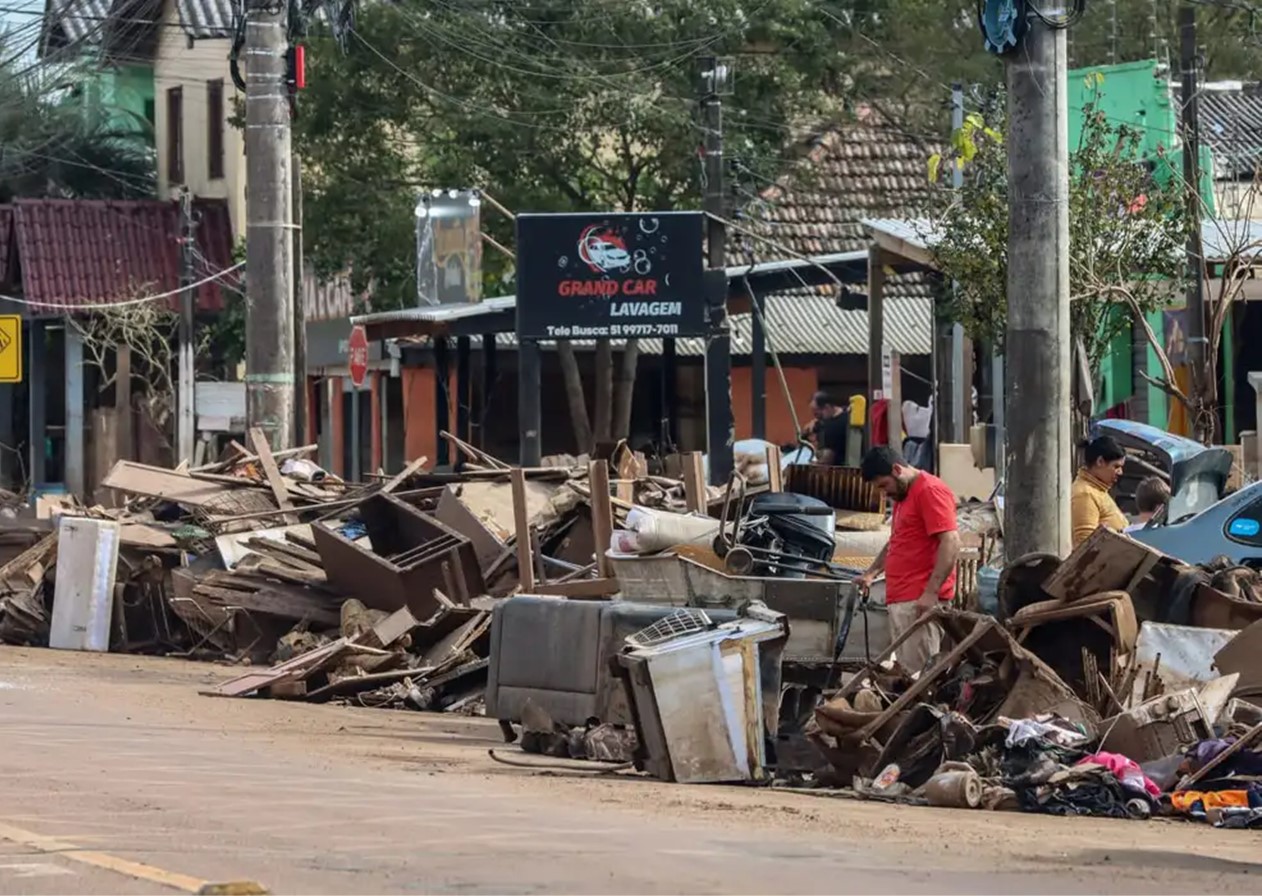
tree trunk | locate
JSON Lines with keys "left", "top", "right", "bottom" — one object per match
{"left": 557, "top": 340, "right": 593, "bottom": 453}
{"left": 593, "top": 339, "right": 613, "bottom": 443}
{"left": 612, "top": 339, "right": 640, "bottom": 443}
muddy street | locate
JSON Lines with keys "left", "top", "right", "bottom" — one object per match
{"left": 0, "top": 648, "right": 1255, "bottom": 895}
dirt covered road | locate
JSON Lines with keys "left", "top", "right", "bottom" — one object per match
{"left": 0, "top": 646, "right": 1258, "bottom": 894}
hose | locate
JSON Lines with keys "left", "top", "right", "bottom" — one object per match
{"left": 487, "top": 749, "right": 634, "bottom": 775}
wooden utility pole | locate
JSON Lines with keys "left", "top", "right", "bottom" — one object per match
{"left": 244, "top": 0, "right": 296, "bottom": 450}
{"left": 1180, "top": 2, "right": 1210, "bottom": 441}
{"left": 1004, "top": 12, "right": 1072, "bottom": 558}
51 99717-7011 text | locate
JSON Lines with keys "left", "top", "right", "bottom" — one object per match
{"left": 543, "top": 323, "right": 680, "bottom": 338}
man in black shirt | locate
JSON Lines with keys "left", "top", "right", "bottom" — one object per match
{"left": 804, "top": 391, "right": 849, "bottom": 465}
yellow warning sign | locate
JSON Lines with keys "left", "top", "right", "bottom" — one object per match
{"left": 0, "top": 315, "right": 21, "bottom": 383}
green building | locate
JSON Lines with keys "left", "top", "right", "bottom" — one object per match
{"left": 1067, "top": 58, "right": 1231, "bottom": 438}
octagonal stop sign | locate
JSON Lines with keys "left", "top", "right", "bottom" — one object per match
{"left": 347, "top": 324, "right": 369, "bottom": 389}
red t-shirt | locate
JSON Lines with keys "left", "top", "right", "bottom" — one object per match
{"left": 884, "top": 471, "right": 958, "bottom": 604}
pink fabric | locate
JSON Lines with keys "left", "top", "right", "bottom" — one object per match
{"left": 1076, "top": 751, "right": 1161, "bottom": 798}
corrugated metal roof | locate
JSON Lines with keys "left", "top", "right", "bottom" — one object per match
{"left": 175, "top": 0, "right": 235, "bottom": 39}
{"left": 1193, "top": 88, "right": 1262, "bottom": 179}
{"left": 9, "top": 198, "right": 237, "bottom": 313}
{"left": 865, "top": 216, "right": 1262, "bottom": 265}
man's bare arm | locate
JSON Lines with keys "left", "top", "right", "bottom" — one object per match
{"left": 863, "top": 543, "right": 888, "bottom": 579}
{"left": 920, "top": 530, "right": 961, "bottom": 599}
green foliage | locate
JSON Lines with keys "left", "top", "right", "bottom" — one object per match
{"left": 0, "top": 51, "right": 155, "bottom": 201}
{"left": 296, "top": 0, "right": 870, "bottom": 307}
{"left": 927, "top": 96, "right": 1191, "bottom": 373}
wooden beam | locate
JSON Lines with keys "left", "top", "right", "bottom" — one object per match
{"left": 534, "top": 577, "right": 619, "bottom": 599}
{"left": 248, "top": 427, "right": 298, "bottom": 525}
{"left": 588, "top": 459, "right": 614, "bottom": 578}
{"left": 511, "top": 467, "right": 536, "bottom": 593}
{"left": 115, "top": 344, "right": 131, "bottom": 463}
{"left": 381, "top": 455, "right": 429, "bottom": 495}
{"left": 682, "top": 451, "right": 707, "bottom": 514}
{"left": 765, "top": 444, "right": 783, "bottom": 492}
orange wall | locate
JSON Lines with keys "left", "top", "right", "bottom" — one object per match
{"left": 402, "top": 367, "right": 459, "bottom": 467}
{"left": 731, "top": 366, "right": 819, "bottom": 446}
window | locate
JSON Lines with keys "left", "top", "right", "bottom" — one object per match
{"left": 207, "top": 79, "right": 224, "bottom": 181}
{"left": 166, "top": 86, "right": 184, "bottom": 184}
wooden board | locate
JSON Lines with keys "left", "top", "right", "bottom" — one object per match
{"left": 1041, "top": 527, "right": 1166, "bottom": 602}
{"left": 102, "top": 461, "right": 241, "bottom": 507}
{"left": 249, "top": 427, "right": 298, "bottom": 524}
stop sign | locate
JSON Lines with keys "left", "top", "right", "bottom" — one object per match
{"left": 347, "top": 324, "right": 369, "bottom": 389}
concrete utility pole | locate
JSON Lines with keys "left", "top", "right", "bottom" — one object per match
{"left": 1004, "top": 13, "right": 1072, "bottom": 558}
{"left": 1179, "top": 2, "right": 1209, "bottom": 439}
{"left": 244, "top": 0, "right": 295, "bottom": 450}
{"left": 950, "top": 84, "right": 967, "bottom": 445}
{"left": 702, "top": 56, "right": 734, "bottom": 486}
{"left": 177, "top": 188, "right": 196, "bottom": 464}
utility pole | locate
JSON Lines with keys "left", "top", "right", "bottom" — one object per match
{"left": 292, "top": 151, "right": 306, "bottom": 444}
{"left": 1004, "top": 12, "right": 1072, "bottom": 558}
{"left": 950, "top": 84, "right": 967, "bottom": 445}
{"left": 1180, "top": 2, "right": 1209, "bottom": 440}
{"left": 244, "top": 0, "right": 295, "bottom": 450}
{"left": 702, "top": 56, "right": 733, "bottom": 486}
{"left": 177, "top": 187, "right": 196, "bottom": 464}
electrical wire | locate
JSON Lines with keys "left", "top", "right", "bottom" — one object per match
{"left": 0, "top": 260, "right": 244, "bottom": 310}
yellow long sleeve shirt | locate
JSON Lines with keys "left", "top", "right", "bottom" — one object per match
{"left": 1070, "top": 468, "right": 1128, "bottom": 547}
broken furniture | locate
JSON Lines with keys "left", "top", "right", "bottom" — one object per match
{"left": 814, "top": 610, "right": 1097, "bottom": 781}
{"left": 1008, "top": 591, "right": 1138, "bottom": 705}
{"left": 314, "top": 492, "right": 484, "bottom": 619}
{"left": 616, "top": 606, "right": 789, "bottom": 784}
{"left": 484, "top": 595, "right": 740, "bottom": 729}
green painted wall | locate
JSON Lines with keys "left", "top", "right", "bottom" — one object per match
{"left": 64, "top": 55, "right": 155, "bottom": 146}
{"left": 1068, "top": 59, "right": 1225, "bottom": 432}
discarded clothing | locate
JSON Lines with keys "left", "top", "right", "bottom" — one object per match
{"left": 1076, "top": 752, "right": 1161, "bottom": 799}
{"left": 1183, "top": 738, "right": 1262, "bottom": 779}
{"left": 1171, "top": 789, "right": 1257, "bottom": 817}
{"left": 1005, "top": 716, "right": 1091, "bottom": 750}
{"left": 1216, "top": 807, "right": 1262, "bottom": 829}
{"left": 1014, "top": 763, "right": 1135, "bottom": 819}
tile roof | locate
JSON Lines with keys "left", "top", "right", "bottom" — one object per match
{"left": 724, "top": 105, "right": 943, "bottom": 355}
{"left": 7, "top": 198, "right": 237, "bottom": 313}
{"left": 0, "top": 207, "right": 14, "bottom": 288}
{"left": 1198, "top": 87, "right": 1262, "bottom": 179}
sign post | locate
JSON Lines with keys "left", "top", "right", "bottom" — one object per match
{"left": 514, "top": 211, "right": 706, "bottom": 466}
{"left": 347, "top": 324, "right": 368, "bottom": 479}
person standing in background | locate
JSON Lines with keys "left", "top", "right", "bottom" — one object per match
{"left": 802, "top": 391, "right": 849, "bottom": 465}
{"left": 1071, "top": 436, "right": 1129, "bottom": 547}
{"left": 856, "top": 446, "right": 960, "bottom": 674}
{"left": 1124, "top": 476, "right": 1171, "bottom": 533}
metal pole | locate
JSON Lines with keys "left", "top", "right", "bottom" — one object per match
{"left": 292, "top": 151, "right": 307, "bottom": 444}
{"left": 751, "top": 291, "right": 766, "bottom": 440}
{"left": 702, "top": 57, "right": 733, "bottom": 485}
{"left": 244, "top": 0, "right": 295, "bottom": 450}
{"left": 1180, "top": 3, "right": 1209, "bottom": 441}
{"left": 950, "top": 84, "right": 967, "bottom": 445}
{"left": 177, "top": 188, "right": 196, "bottom": 464}
{"left": 1004, "top": 13, "right": 1072, "bottom": 557}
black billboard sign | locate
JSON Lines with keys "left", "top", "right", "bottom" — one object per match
{"left": 515, "top": 211, "right": 706, "bottom": 340}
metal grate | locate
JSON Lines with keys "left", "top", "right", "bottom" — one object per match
{"left": 626, "top": 608, "right": 713, "bottom": 648}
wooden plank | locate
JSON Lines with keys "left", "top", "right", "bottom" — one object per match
{"left": 1041, "top": 526, "right": 1165, "bottom": 602}
{"left": 101, "top": 461, "right": 238, "bottom": 507}
{"left": 682, "top": 452, "right": 707, "bottom": 513}
{"left": 382, "top": 456, "right": 430, "bottom": 495}
{"left": 511, "top": 467, "right": 536, "bottom": 593}
{"left": 0, "top": 533, "right": 56, "bottom": 588}
{"left": 765, "top": 445, "right": 783, "bottom": 492}
{"left": 1176, "top": 721, "right": 1262, "bottom": 791}
{"left": 588, "top": 460, "right": 614, "bottom": 578}
{"left": 248, "top": 427, "right": 299, "bottom": 525}
{"left": 533, "top": 577, "right": 620, "bottom": 599}
{"left": 191, "top": 583, "right": 341, "bottom": 627}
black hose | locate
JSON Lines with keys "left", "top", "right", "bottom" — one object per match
{"left": 824, "top": 586, "right": 860, "bottom": 690}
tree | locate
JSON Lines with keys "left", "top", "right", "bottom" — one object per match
{"left": 0, "top": 51, "right": 155, "bottom": 201}
{"left": 927, "top": 92, "right": 1192, "bottom": 430}
{"left": 296, "top": 0, "right": 859, "bottom": 450}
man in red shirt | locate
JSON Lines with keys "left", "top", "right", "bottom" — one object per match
{"left": 856, "top": 446, "right": 961, "bottom": 674}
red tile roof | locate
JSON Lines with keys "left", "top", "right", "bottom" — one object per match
{"left": 7, "top": 198, "right": 237, "bottom": 313}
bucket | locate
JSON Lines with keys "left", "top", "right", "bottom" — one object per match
{"left": 977, "top": 565, "right": 1001, "bottom": 617}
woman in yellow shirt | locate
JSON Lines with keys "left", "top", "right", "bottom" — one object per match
{"left": 1071, "top": 436, "right": 1129, "bottom": 547}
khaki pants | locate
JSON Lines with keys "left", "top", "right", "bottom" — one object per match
{"left": 886, "top": 601, "right": 944, "bottom": 675}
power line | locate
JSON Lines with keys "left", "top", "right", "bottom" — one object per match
{"left": 0, "top": 260, "right": 244, "bottom": 310}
